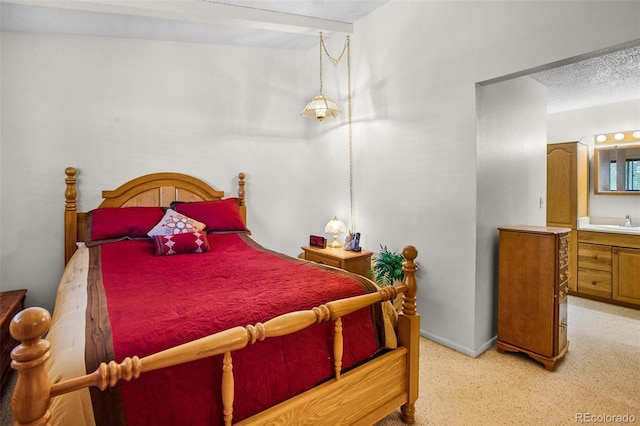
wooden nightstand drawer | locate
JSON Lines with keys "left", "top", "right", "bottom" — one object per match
{"left": 304, "top": 251, "right": 342, "bottom": 268}
{"left": 1, "top": 289, "right": 27, "bottom": 388}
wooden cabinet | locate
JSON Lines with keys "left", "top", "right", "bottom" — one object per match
{"left": 497, "top": 226, "right": 570, "bottom": 371}
{"left": 577, "top": 231, "right": 640, "bottom": 308}
{"left": 1, "top": 289, "right": 27, "bottom": 388}
{"left": 546, "top": 141, "right": 589, "bottom": 294}
{"left": 301, "top": 246, "right": 373, "bottom": 277}
{"left": 613, "top": 247, "right": 640, "bottom": 305}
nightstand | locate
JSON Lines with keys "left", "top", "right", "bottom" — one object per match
{"left": 1, "top": 289, "right": 27, "bottom": 388}
{"left": 302, "top": 246, "right": 373, "bottom": 277}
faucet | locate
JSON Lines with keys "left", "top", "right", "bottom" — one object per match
{"left": 623, "top": 215, "right": 633, "bottom": 227}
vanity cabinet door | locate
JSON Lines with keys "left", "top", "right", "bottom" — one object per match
{"left": 612, "top": 247, "right": 640, "bottom": 305}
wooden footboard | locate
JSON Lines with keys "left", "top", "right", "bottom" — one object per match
{"left": 10, "top": 247, "right": 419, "bottom": 426}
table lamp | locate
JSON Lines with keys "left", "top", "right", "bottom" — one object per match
{"left": 325, "top": 217, "right": 347, "bottom": 248}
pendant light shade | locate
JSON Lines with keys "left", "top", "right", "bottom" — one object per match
{"left": 301, "top": 32, "right": 342, "bottom": 121}
{"left": 301, "top": 95, "right": 341, "bottom": 121}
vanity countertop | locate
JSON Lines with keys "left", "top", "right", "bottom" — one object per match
{"left": 577, "top": 217, "right": 640, "bottom": 235}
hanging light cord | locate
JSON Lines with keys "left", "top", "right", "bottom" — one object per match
{"left": 318, "top": 33, "right": 324, "bottom": 95}
{"left": 346, "top": 37, "right": 353, "bottom": 234}
{"left": 319, "top": 33, "right": 354, "bottom": 233}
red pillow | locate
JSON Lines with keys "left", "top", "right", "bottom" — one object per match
{"left": 88, "top": 207, "right": 165, "bottom": 242}
{"left": 173, "top": 198, "right": 249, "bottom": 233}
{"left": 153, "top": 231, "right": 210, "bottom": 256}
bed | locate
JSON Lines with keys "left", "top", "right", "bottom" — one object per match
{"left": 9, "top": 167, "right": 420, "bottom": 426}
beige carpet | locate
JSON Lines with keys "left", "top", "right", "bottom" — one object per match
{"left": 376, "top": 296, "right": 640, "bottom": 425}
{"left": 2, "top": 296, "right": 638, "bottom": 425}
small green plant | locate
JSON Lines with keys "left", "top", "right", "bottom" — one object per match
{"left": 368, "top": 245, "right": 405, "bottom": 287}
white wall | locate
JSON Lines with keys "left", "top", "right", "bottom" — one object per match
{"left": 547, "top": 99, "right": 640, "bottom": 221}
{"left": 2, "top": 1, "right": 640, "bottom": 355}
{"left": 476, "top": 76, "right": 548, "bottom": 353}
{"left": 348, "top": 0, "right": 640, "bottom": 355}
{"left": 0, "top": 32, "right": 345, "bottom": 311}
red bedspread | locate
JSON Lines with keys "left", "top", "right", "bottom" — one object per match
{"left": 85, "top": 233, "right": 384, "bottom": 425}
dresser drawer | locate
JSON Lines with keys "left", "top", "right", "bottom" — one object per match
{"left": 577, "top": 267, "right": 612, "bottom": 298}
{"left": 558, "top": 264, "right": 569, "bottom": 285}
{"left": 304, "top": 252, "right": 342, "bottom": 269}
{"left": 559, "top": 236, "right": 569, "bottom": 258}
{"left": 578, "top": 243, "right": 612, "bottom": 272}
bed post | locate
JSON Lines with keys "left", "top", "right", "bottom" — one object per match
{"left": 10, "top": 307, "right": 53, "bottom": 426}
{"left": 64, "top": 167, "right": 78, "bottom": 265}
{"left": 398, "top": 245, "right": 419, "bottom": 424}
{"left": 237, "top": 172, "right": 246, "bottom": 225}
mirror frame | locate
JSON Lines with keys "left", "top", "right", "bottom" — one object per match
{"left": 594, "top": 142, "right": 640, "bottom": 195}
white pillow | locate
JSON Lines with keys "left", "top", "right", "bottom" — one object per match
{"left": 147, "top": 209, "right": 206, "bottom": 237}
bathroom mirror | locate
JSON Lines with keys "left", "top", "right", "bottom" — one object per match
{"left": 594, "top": 143, "right": 640, "bottom": 194}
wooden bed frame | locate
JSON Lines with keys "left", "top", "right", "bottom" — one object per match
{"left": 10, "top": 167, "right": 420, "bottom": 426}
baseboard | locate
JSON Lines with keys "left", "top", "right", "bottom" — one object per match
{"left": 420, "top": 329, "right": 497, "bottom": 358}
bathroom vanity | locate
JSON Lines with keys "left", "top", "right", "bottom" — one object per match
{"left": 547, "top": 139, "right": 640, "bottom": 310}
{"left": 576, "top": 225, "right": 640, "bottom": 308}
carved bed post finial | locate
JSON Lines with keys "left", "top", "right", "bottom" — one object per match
{"left": 64, "top": 167, "right": 77, "bottom": 212}
{"left": 237, "top": 172, "right": 245, "bottom": 206}
{"left": 64, "top": 167, "right": 79, "bottom": 265}
{"left": 237, "top": 172, "right": 247, "bottom": 226}
{"left": 401, "top": 246, "right": 418, "bottom": 316}
{"left": 10, "top": 307, "right": 53, "bottom": 426}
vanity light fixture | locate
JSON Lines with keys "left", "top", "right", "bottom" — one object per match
{"left": 595, "top": 130, "right": 640, "bottom": 145}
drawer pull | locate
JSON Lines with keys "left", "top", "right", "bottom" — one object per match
{"left": 559, "top": 318, "right": 567, "bottom": 330}
{"left": 591, "top": 281, "right": 597, "bottom": 286}
{"left": 592, "top": 255, "right": 598, "bottom": 260}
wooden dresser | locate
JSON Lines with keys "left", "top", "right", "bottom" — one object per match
{"left": 1, "top": 289, "right": 27, "bottom": 387}
{"left": 497, "top": 226, "right": 570, "bottom": 371}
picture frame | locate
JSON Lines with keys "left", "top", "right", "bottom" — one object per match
{"left": 309, "top": 235, "right": 326, "bottom": 248}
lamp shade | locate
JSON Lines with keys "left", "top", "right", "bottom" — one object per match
{"left": 325, "top": 217, "right": 347, "bottom": 234}
{"left": 325, "top": 217, "right": 347, "bottom": 248}
{"left": 301, "top": 95, "right": 341, "bottom": 121}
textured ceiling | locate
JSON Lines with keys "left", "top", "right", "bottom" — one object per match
{"left": 1, "top": 0, "right": 638, "bottom": 112}
{"left": 530, "top": 45, "right": 640, "bottom": 113}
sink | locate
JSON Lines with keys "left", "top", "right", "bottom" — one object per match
{"left": 583, "top": 224, "right": 640, "bottom": 234}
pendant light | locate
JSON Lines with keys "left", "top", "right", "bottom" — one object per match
{"left": 303, "top": 33, "right": 355, "bottom": 237}
{"left": 301, "top": 32, "right": 341, "bottom": 121}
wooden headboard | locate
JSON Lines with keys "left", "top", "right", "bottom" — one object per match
{"left": 64, "top": 167, "right": 246, "bottom": 264}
